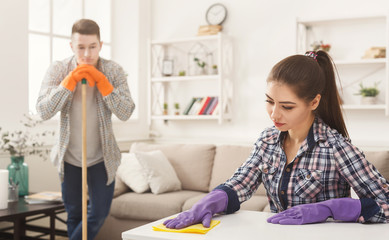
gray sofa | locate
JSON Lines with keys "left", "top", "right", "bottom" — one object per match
{"left": 96, "top": 142, "right": 389, "bottom": 240}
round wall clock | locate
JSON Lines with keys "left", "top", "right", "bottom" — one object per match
{"left": 206, "top": 3, "right": 227, "bottom": 25}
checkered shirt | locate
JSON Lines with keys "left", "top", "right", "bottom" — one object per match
{"left": 219, "top": 117, "right": 389, "bottom": 223}
{"left": 36, "top": 56, "right": 135, "bottom": 185}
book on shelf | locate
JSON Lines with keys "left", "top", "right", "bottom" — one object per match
{"left": 197, "top": 25, "right": 222, "bottom": 36}
{"left": 194, "top": 97, "right": 207, "bottom": 115}
{"left": 202, "top": 97, "right": 217, "bottom": 115}
{"left": 184, "top": 96, "right": 220, "bottom": 115}
{"left": 206, "top": 97, "right": 219, "bottom": 115}
{"left": 25, "top": 191, "right": 62, "bottom": 204}
{"left": 197, "top": 97, "right": 212, "bottom": 115}
{"left": 183, "top": 97, "right": 197, "bottom": 115}
{"left": 211, "top": 102, "right": 220, "bottom": 115}
{"left": 188, "top": 97, "right": 204, "bottom": 115}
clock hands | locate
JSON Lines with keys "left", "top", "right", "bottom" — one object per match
{"left": 211, "top": 7, "right": 223, "bottom": 15}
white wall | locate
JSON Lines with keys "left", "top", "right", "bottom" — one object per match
{"left": 0, "top": 0, "right": 29, "bottom": 130}
{"left": 149, "top": 0, "right": 389, "bottom": 149}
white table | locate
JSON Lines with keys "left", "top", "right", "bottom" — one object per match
{"left": 122, "top": 210, "right": 389, "bottom": 240}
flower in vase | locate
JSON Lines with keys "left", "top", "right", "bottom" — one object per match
{"left": 0, "top": 114, "right": 55, "bottom": 160}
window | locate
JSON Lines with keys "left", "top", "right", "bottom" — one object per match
{"left": 28, "top": 0, "right": 111, "bottom": 113}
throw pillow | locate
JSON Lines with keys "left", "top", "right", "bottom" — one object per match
{"left": 135, "top": 150, "right": 182, "bottom": 194}
{"left": 116, "top": 153, "right": 150, "bottom": 193}
{"left": 130, "top": 142, "right": 216, "bottom": 192}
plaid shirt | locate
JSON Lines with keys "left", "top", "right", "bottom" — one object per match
{"left": 218, "top": 117, "right": 389, "bottom": 223}
{"left": 36, "top": 56, "right": 135, "bottom": 185}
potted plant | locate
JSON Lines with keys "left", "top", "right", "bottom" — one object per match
{"left": 163, "top": 102, "right": 168, "bottom": 115}
{"left": 0, "top": 114, "right": 55, "bottom": 196}
{"left": 174, "top": 103, "right": 180, "bottom": 115}
{"left": 355, "top": 82, "right": 380, "bottom": 104}
{"left": 194, "top": 58, "right": 206, "bottom": 75}
{"left": 311, "top": 40, "right": 331, "bottom": 52}
{"left": 212, "top": 64, "right": 218, "bottom": 75}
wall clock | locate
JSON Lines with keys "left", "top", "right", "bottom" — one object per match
{"left": 206, "top": 3, "right": 227, "bottom": 25}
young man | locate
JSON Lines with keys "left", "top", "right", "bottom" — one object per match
{"left": 36, "top": 19, "right": 135, "bottom": 239}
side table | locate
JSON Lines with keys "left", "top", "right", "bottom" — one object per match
{"left": 0, "top": 197, "right": 67, "bottom": 240}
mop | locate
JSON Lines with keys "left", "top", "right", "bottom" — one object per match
{"left": 81, "top": 78, "right": 88, "bottom": 240}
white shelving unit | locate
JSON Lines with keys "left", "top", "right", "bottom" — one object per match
{"left": 147, "top": 33, "right": 232, "bottom": 124}
{"left": 296, "top": 14, "right": 389, "bottom": 115}
{"left": 151, "top": 75, "right": 219, "bottom": 83}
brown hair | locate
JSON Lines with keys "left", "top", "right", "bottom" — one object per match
{"left": 267, "top": 51, "right": 348, "bottom": 138}
{"left": 71, "top": 19, "right": 100, "bottom": 40}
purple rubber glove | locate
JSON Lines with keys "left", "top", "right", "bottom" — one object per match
{"left": 267, "top": 198, "right": 361, "bottom": 225}
{"left": 163, "top": 190, "right": 228, "bottom": 229}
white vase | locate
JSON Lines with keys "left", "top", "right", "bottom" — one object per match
{"left": 0, "top": 169, "right": 8, "bottom": 209}
{"left": 361, "top": 96, "right": 377, "bottom": 105}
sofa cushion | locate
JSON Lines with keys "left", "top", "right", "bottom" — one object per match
{"left": 262, "top": 203, "right": 271, "bottom": 212}
{"left": 182, "top": 193, "right": 207, "bottom": 211}
{"left": 135, "top": 150, "right": 182, "bottom": 194}
{"left": 117, "top": 153, "right": 150, "bottom": 194}
{"left": 240, "top": 195, "right": 269, "bottom": 211}
{"left": 364, "top": 151, "right": 389, "bottom": 180}
{"left": 113, "top": 175, "right": 130, "bottom": 198}
{"left": 209, "top": 145, "right": 267, "bottom": 196}
{"left": 182, "top": 194, "right": 269, "bottom": 212}
{"left": 110, "top": 190, "right": 201, "bottom": 221}
{"left": 131, "top": 142, "right": 216, "bottom": 192}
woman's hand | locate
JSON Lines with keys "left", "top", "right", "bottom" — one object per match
{"left": 267, "top": 198, "right": 361, "bottom": 225}
{"left": 164, "top": 190, "right": 228, "bottom": 229}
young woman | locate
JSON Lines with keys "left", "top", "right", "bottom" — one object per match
{"left": 164, "top": 51, "right": 389, "bottom": 229}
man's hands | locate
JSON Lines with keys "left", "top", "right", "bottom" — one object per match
{"left": 61, "top": 64, "right": 114, "bottom": 96}
{"left": 83, "top": 65, "right": 114, "bottom": 96}
{"left": 61, "top": 65, "right": 95, "bottom": 91}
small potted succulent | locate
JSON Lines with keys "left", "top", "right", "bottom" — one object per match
{"left": 355, "top": 82, "right": 380, "bottom": 104}
{"left": 163, "top": 102, "right": 168, "bottom": 115}
{"left": 212, "top": 64, "right": 218, "bottom": 75}
{"left": 174, "top": 103, "right": 180, "bottom": 115}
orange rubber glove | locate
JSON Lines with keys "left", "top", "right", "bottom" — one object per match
{"left": 61, "top": 65, "right": 95, "bottom": 91}
{"left": 81, "top": 65, "right": 114, "bottom": 96}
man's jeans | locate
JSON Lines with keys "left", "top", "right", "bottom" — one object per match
{"left": 62, "top": 161, "right": 115, "bottom": 240}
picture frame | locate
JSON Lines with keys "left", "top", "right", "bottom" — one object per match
{"left": 162, "top": 59, "right": 174, "bottom": 76}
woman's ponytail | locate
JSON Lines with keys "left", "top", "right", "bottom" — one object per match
{"left": 315, "top": 51, "right": 349, "bottom": 138}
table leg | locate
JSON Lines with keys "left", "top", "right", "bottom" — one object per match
{"left": 50, "top": 211, "right": 55, "bottom": 240}
{"left": 13, "top": 217, "right": 26, "bottom": 240}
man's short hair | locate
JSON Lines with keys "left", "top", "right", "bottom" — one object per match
{"left": 72, "top": 19, "right": 100, "bottom": 40}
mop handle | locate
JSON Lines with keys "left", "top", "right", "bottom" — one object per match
{"left": 81, "top": 78, "right": 87, "bottom": 240}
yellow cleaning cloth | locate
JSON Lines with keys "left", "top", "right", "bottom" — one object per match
{"left": 152, "top": 220, "right": 220, "bottom": 234}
